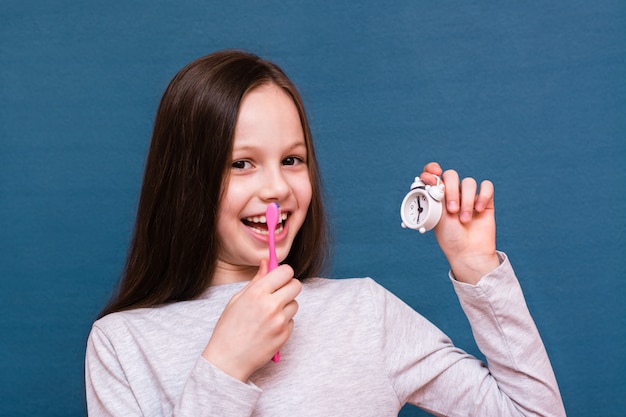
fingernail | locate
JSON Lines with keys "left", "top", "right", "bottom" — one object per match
{"left": 448, "top": 201, "right": 459, "bottom": 212}
{"left": 461, "top": 211, "right": 472, "bottom": 223}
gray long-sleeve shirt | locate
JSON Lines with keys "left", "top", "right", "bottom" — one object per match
{"left": 85, "top": 253, "right": 566, "bottom": 416}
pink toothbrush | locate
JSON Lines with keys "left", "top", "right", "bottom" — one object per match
{"left": 265, "top": 202, "right": 281, "bottom": 362}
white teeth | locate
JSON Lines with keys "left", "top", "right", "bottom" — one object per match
{"left": 245, "top": 215, "right": 267, "bottom": 224}
{"left": 244, "top": 212, "right": 287, "bottom": 235}
{"left": 248, "top": 223, "right": 284, "bottom": 235}
{"left": 245, "top": 212, "right": 287, "bottom": 224}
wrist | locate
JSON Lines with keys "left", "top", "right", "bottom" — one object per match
{"left": 202, "top": 345, "right": 252, "bottom": 383}
{"left": 448, "top": 252, "right": 501, "bottom": 284}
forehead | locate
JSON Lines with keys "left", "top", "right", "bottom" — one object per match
{"left": 233, "top": 83, "right": 305, "bottom": 148}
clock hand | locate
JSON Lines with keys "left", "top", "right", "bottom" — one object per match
{"left": 417, "top": 197, "right": 422, "bottom": 221}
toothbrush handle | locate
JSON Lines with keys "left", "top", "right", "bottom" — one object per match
{"left": 267, "top": 235, "right": 280, "bottom": 362}
{"left": 269, "top": 242, "right": 278, "bottom": 270}
{"left": 267, "top": 265, "right": 280, "bottom": 362}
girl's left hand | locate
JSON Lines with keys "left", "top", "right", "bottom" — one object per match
{"left": 420, "top": 162, "right": 500, "bottom": 284}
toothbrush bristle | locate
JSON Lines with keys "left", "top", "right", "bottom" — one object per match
{"left": 266, "top": 203, "right": 280, "bottom": 228}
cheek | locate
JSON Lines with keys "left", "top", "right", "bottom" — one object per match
{"left": 215, "top": 185, "right": 243, "bottom": 236}
{"left": 218, "top": 178, "right": 247, "bottom": 214}
{"left": 214, "top": 209, "right": 230, "bottom": 248}
{"left": 294, "top": 175, "right": 313, "bottom": 210}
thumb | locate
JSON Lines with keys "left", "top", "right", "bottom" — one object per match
{"left": 244, "top": 259, "right": 269, "bottom": 288}
{"left": 230, "top": 259, "right": 269, "bottom": 304}
{"left": 255, "top": 258, "right": 269, "bottom": 280}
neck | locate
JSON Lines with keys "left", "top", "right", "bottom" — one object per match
{"left": 212, "top": 261, "right": 258, "bottom": 286}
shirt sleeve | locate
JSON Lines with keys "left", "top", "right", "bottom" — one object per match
{"left": 175, "top": 356, "right": 262, "bottom": 416}
{"left": 449, "top": 252, "right": 565, "bottom": 416}
{"left": 85, "top": 324, "right": 262, "bottom": 417}
{"left": 85, "top": 324, "right": 144, "bottom": 416}
{"left": 372, "top": 252, "right": 566, "bottom": 417}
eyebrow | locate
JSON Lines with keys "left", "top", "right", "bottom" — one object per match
{"left": 232, "top": 140, "right": 307, "bottom": 153}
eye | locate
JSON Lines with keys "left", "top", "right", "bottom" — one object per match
{"left": 231, "top": 160, "right": 253, "bottom": 170}
{"left": 282, "top": 156, "right": 305, "bottom": 166}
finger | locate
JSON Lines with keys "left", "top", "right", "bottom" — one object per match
{"left": 273, "top": 278, "right": 302, "bottom": 305}
{"left": 236, "top": 262, "right": 290, "bottom": 304}
{"left": 257, "top": 264, "right": 296, "bottom": 294}
{"left": 475, "top": 180, "right": 494, "bottom": 212}
{"left": 441, "top": 169, "right": 460, "bottom": 213}
{"left": 256, "top": 259, "right": 269, "bottom": 279}
{"left": 277, "top": 309, "right": 297, "bottom": 341}
{"left": 460, "top": 177, "right": 478, "bottom": 223}
{"left": 277, "top": 318, "right": 296, "bottom": 348}
{"left": 282, "top": 299, "right": 299, "bottom": 321}
{"left": 235, "top": 259, "right": 269, "bottom": 295}
{"left": 420, "top": 172, "right": 440, "bottom": 186}
{"left": 420, "top": 162, "right": 443, "bottom": 186}
{"left": 229, "top": 260, "right": 269, "bottom": 303}
{"left": 423, "top": 161, "right": 443, "bottom": 177}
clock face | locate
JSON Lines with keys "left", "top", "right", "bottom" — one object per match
{"left": 406, "top": 193, "right": 428, "bottom": 226}
{"left": 401, "top": 179, "right": 443, "bottom": 233}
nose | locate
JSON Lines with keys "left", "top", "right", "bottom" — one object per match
{"left": 258, "top": 166, "right": 291, "bottom": 202}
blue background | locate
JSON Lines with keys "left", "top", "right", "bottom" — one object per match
{"left": 1, "top": 1, "right": 624, "bottom": 416}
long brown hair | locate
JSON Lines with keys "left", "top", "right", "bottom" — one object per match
{"left": 99, "top": 50, "right": 330, "bottom": 318}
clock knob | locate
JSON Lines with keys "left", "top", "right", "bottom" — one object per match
{"left": 426, "top": 184, "right": 444, "bottom": 201}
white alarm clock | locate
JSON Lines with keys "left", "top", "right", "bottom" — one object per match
{"left": 400, "top": 176, "right": 445, "bottom": 233}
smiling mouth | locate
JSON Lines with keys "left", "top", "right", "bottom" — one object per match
{"left": 242, "top": 212, "right": 288, "bottom": 235}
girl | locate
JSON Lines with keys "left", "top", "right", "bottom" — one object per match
{"left": 85, "top": 50, "right": 566, "bottom": 416}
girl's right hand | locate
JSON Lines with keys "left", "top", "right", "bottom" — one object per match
{"left": 420, "top": 162, "right": 499, "bottom": 284}
{"left": 201, "top": 260, "right": 302, "bottom": 382}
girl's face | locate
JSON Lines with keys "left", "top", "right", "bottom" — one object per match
{"left": 214, "top": 83, "right": 312, "bottom": 283}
